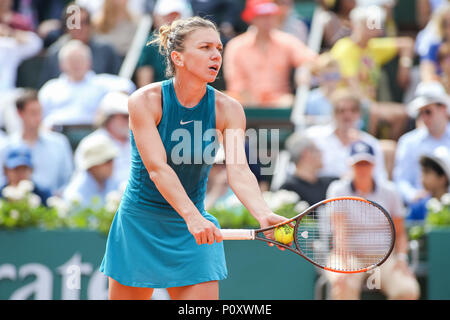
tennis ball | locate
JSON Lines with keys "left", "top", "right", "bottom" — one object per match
{"left": 274, "top": 224, "right": 294, "bottom": 244}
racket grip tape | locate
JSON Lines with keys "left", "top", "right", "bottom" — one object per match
{"left": 220, "top": 229, "right": 255, "bottom": 240}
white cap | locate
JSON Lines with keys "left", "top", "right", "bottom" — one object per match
{"left": 153, "top": 0, "right": 193, "bottom": 19}
{"left": 408, "top": 81, "right": 450, "bottom": 117}
{"left": 421, "top": 146, "right": 450, "bottom": 185}
{"left": 96, "top": 91, "right": 129, "bottom": 127}
{"left": 77, "top": 134, "right": 118, "bottom": 170}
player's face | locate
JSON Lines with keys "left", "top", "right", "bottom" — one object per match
{"left": 176, "top": 27, "right": 223, "bottom": 83}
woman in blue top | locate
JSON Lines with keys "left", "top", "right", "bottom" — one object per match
{"left": 100, "top": 16, "right": 289, "bottom": 300}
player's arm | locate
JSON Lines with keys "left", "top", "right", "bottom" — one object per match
{"left": 220, "top": 97, "right": 288, "bottom": 241}
{"left": 128, "top": 87, "right": 222, "bottom": 245}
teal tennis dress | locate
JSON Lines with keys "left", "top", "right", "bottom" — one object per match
{"left": 99, "top": 79, "right": 228, "bottom": 288}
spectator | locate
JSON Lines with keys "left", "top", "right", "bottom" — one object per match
{"left": 1, "top": 0, "right": 33, "bottom": 31}
{"left": 189, "top": 0, "right": 242, "bottom": 44}
{"left": 1, "top": 143, "right": 51, "bottom": 206}
{"left": 2, "top": 89, "right": 73, "bottom": 196}
{"left": 75, "top": 91, "right": 131, "bottom": 185}
{"left": 38, "top": 2, "right": 122, "bottom": 88}
{"left": 419, "top": 4, "right": 450, "bottom": 82}
{"left": 436, "top": 41, "right": 450, "bottom": 92}
{"left": 223, "top": 0, "right": 317, "bottom": 107}
{"left": 64, "top": 134, "right": 121, "bottom": 208}
{"left": 330, "top": 5, "right": 414, "bottom": 140}
{"left": 76, "top": 0, "right": 155, "bottom": 17}
{"left": 393, "top": 81, "right": 450, "bottom": 205}
{"left": 275, "top": 0, "right": 308, "bottom": 43}
{"left": 408, "top": 146, "right": 450, "bottom": 221}
{"left": 279, "top": 133, "right": 337, "bottom": 206}
{"left": 304, "top": 52, "right": 342, "bottom": 125}
{"left": 0, "top": 23, "right": 42, "bottom": 91}
{"left": 321, "top": 0, "right": 355, "bottom": 49}
{"left": 135, "top": 0, "right": 192, "bottom": 88}
{"left": 92, "top": 0, "right": 139, "bottom": 58}
{"left": 38, "top": 39, "right": 135, "bottom": 127}
{"left": 306, "top": 89, "right": 388, "bottom": 181}
{"left": 325, "top": 140, "right": 420, "bottom": 300}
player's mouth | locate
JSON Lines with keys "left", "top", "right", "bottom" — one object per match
{"left": 208, "top": 65, "right": 219, "bottom": 73}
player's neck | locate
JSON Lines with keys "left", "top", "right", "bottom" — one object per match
{"left": 173, "top": 75, "right": 207, "bottom": 108}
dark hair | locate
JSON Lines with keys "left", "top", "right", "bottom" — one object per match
{"left": 16, "top": 89, "right": 39, "bottom": 112}
{"left": 420, "top": 157, "right": 449, "bottom": 187}
{"left": 148, "top": 16, "right": 218, "bottom": 77}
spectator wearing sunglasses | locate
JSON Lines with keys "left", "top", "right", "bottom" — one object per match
{"left": 393, "top": 81, "right": 450, "bottom": 205}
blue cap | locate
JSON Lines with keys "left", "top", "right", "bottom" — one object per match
{"left": 349, "top": 141, "right": 375, "bottom": 165}
{"left": 4, "top": 144, "right": 33, "bottom": 169}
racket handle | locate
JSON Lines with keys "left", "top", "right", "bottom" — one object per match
{"left": 220, "top": 229, "right": 255, "bottom": 240}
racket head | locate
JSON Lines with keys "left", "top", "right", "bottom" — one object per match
{"left": 255, "top": 196, "right": 396, "bottom": 273}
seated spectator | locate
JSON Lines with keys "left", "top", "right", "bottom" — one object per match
{"left": 190, "top": 0, "right": 241, "bottom": 44}
{"left": 279, "top": 133, "right": 338, "bottom": 206}
{"left": 92, "top": 0, "right": 139, "bottom": 59}
{"left": 64, "top": 134, "right": 121, "bottom": 208}
{"left": 394, "top": 81, "right": 450, "bottom": 204}
{"left": 0, "top": 23, "right": 42, "bottom": 92}
{"left": 330, "top": 5, "right": 414, "bottom": 140}
{"left": 38, "top": 39, "right": 135, "bottom": 127}
{"left": 0, "top": 0, "right": 33, "bottom": 31}
{"left": 223, "top": 0, "right": 317, "bottom": 107}
{"left": 275, "top": 0, "right": 308, "bottom": 43}
{"left": 38, "top": 3, "right": 122, "bottom": 88}
{"left": 2, "top": 89, "right": 73, "bottom": 195}
{"left": 419, "top": 4, "right": 450, "bottom": 82}
{"left": 75, "top": 91, "right": 131, "bottom": 185}
{"left": 306, "top": 89, "right": 388, "bottom": 182}
{"left": 320, "top": 0, "right": 355, "bottom": 49}
{"left": 325, "top": 140, "right": 420, "bottom": 300}
{"left": 135, "top": 0, "right": 192, "bottom": 88}
{"left": 436, "top": 42, "right": 450, "bottom": 93}
{"left": 1, "top": 143, "right": 51, "bottom": 206}
{"left": 408, "top": 146, "right": 450, "bottom": 221}
{"left": 304, "top": 52, "right": 342, "bottom": 125}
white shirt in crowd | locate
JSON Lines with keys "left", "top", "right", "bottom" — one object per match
{"left": 306, "top": 124, "right": 388, "bottom": 182}
{"left": 38, "top": 71, "right": 135, "bottom": 127}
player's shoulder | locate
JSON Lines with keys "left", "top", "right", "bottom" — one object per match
{"left": 214, "top": 89, "right": 242, "bottom": 111}
{"left": 128, "top": 81, "right": 163, "bottom": 115}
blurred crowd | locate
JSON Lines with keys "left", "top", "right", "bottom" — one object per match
{"left": 1, "top": 0, "right": 450, "bottom": 300}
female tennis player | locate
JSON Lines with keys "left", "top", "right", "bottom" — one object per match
{"left": 99, "top": 16, "right": 289, "bottom": 300}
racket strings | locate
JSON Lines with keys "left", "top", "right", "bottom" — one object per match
{"left": 295, "top": 199, "right": 393, "bottom": 272}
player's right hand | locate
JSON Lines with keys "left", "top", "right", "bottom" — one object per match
{"left": 186, "top": 214, "right": 223, "bottom": 245}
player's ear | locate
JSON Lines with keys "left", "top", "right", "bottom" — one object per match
{"left": 171, "top": 51, "right": 184, "bottom": 68}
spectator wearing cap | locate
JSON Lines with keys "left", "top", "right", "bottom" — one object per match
{"left": 0, "top": 144, "right": 51, "bottom": 206}
{"left": 408, "top": 146, "right": 450, "bottom": 221}
{"left": 279, "top": 132, "right": 338, "bottom": 206}
{"left": 325, "top": 140, "right": 420, "bottom": 300}
{"left": 135, "top": 0, "right": 193, "bottom": 88}
{"left": 38, "top": 39, "right": 135, "bottom": 128}
{"left": 64, "top": 134, "right": 121, "bottom": 208}
{"left": 75, "top": 91, "right": 131, "bottom": 184}
{"left": 38, "top": 3, "right": 122, "bottom": 87}
{"left": 2, "top": 89, "right": 74, "bottom": 196}
{"left": 223, "top": 0, "right": 317, "bottom": 107}
{"left": 393, "top": 81, "right": 450, "bottom": 205}
{"left": 306, "top": 89, "right": 388, "bottom": 181}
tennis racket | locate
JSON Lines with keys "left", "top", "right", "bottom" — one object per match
{"left": 220, "top": 196, "right": 396, "bottom": 274}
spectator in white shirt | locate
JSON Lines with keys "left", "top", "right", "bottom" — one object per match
{"left": 38, "top": 39, "right": 135, "bottom": 128}
{"left": 75, "top": 91, "right": 131, "bottom": 184}
{"left": 0, "top": 25, "right": 42, "bottom": 91}
{"left": 64, "top": 133, "right": 121, "bottom": 208}
{"left": 0, "top": 89, "right": 74, "bottom": 195}
{"left": 394, "top": 81, "right": 450, "bottom": 204}
{"left": 306, "top": 88, "right": 388, "bottom": 182}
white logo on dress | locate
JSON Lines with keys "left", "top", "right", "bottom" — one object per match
{"left": 180, "top": 120, "right": 194, "bottom": 125}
